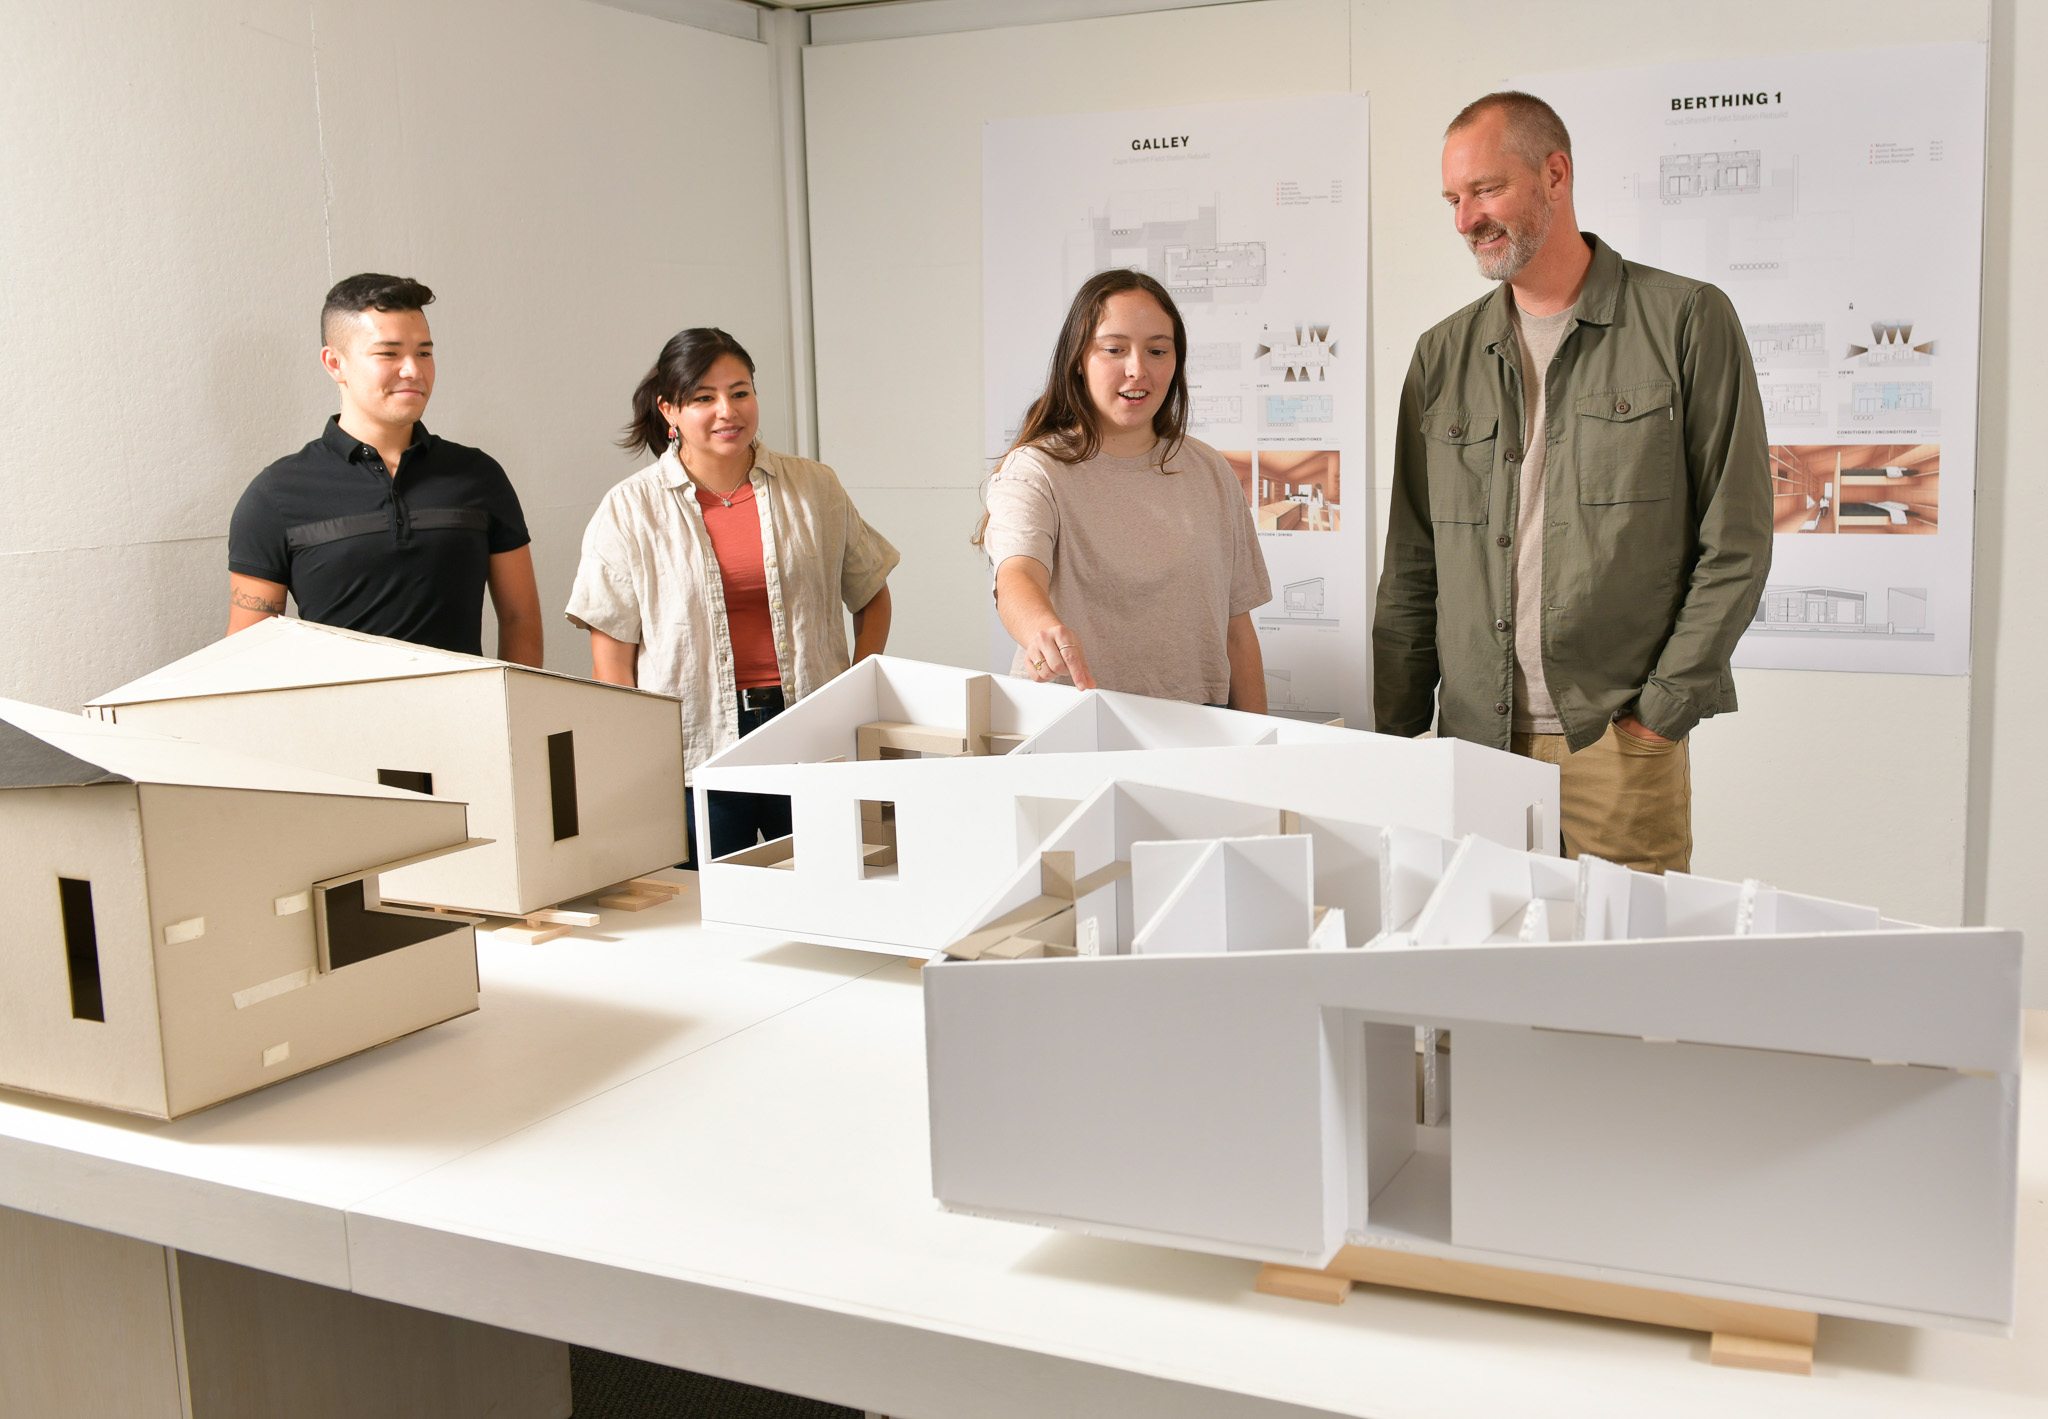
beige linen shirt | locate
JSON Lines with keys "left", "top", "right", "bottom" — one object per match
{"left": 566, "top": 441, "right": 898, "bottom": 777}
{"left": 984, "top": 436, "right": 1271, "bottom": 704}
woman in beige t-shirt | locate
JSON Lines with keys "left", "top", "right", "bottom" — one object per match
{"left": 979, "top": 270, "right": 1270, "bottom": 708}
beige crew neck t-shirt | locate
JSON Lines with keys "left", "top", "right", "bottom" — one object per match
{"left": 1509, "top": 298, "right": 1576, "bottom": 734}
{"left": 983, "top": 436, "right": 1272, "bottom": 704}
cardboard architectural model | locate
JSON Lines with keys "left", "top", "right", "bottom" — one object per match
{"left": 0, "top": 698, "right": 485, "bottom": 1120}
{"left": 924, "top": 824, "right": 2024, "bottom": 1335}
{"left": 87, "top": 618, "right": 686, "bottom": 917}
{"left": 690, "top": 656, "right": 1559, "bottom": 959}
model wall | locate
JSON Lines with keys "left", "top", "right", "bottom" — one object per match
{"left": 0, "top": 0, "right": 796, "bottom": 710}
{"left": 801, "top": 0, "right": 2048, "bottom": 1002}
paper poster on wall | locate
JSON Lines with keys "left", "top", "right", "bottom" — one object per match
{"left": 1517, "top": 42, "right": 1986, "bottom": 675}
{"left": 982, "top": 94, "right": 1373, "bottom": 723}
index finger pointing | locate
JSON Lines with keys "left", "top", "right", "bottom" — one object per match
{"left": 1060, "top": 639, "right": 1098, "bottom": 691}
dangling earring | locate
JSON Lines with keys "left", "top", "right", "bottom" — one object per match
{"left": 667, "top": 425, "right": 680, "bottom": 452}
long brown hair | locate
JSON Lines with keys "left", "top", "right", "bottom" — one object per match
{"left": 974, "top": 270, "right": 1191, "bottom": 546}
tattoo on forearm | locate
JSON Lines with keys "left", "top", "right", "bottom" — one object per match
{"left": 232, "top": 589, "right": 285, "bottom": 614}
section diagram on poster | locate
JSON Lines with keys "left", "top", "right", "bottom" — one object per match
{"left": 1519, "top": 43, "right": 1985, "bottom": 675}
{"left": 983, "top": 95, "right": 1372, "bottom": 722}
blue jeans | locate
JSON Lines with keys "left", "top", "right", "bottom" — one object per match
{"left": 682, "top": 697, "right": 790, "bottom": 869}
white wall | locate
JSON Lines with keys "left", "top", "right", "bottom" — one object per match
{"left": 800, "top": 0, "right": 2048, "bottom": 994}
{"left": 0, "top": 0, "right": 795, "bottom": 710}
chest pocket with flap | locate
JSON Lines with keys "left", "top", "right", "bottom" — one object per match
{"left": 1422, "top": 410, "right": 1496, "bottom": 524}
{"left": 1575, "top": 381, "right": 1677, "bottom": 504}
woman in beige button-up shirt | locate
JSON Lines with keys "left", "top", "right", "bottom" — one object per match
{"left": 566, "top": 328, "right": 898, "bottom": 862}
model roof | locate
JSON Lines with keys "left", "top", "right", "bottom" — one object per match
{"left": 89, "top": 619, "right": 678, "bottom": 708}
{"left": 0, "top": 716, "right": 131, "bottom": 788}
{"left": 0, "top": 698, "right": 455, "bottom": 801}
{"left": 86, "top": 618, "right": 500, "bottom": 705}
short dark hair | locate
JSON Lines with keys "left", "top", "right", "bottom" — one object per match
{"left": 321, "top": 273, "right": 435, "bottom": 347}
{"left": 620, "top": 328, "right": 758, "bottom": 460}
{"left": 1446, "top": 91, "right": 1572, "bottom": 174}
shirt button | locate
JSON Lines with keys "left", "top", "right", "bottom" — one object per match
{"left": 1505, "top": 449, "right": 1522, "bottom": 463}
{"left": 1447, "top": 425, "right": 1464, "bottom": 439}
{"left": 1494, "top": 702, "right": 1510, "bottom": 715}
{"left": 1494, "top": 618, "right": 1510, "bottom": 631}
{"left": 1496, "top": 534, "right": 1512, "bottom": 547}
{"left": 1615, "top": 400, "right": 1631, "bottom": 415}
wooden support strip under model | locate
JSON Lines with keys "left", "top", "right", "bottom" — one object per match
{"left": 528, "top": 909, "right": 600, "bottom": 928}
{"left": 494, "top": 922, "right": 567, "bottom": 944}
{"left": 1255, "top": 1246, "right": 1817, "bottom": 1375}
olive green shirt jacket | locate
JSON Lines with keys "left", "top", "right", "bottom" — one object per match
{"left": 1373, "top": 235, "right": 1772, "bottom": 752}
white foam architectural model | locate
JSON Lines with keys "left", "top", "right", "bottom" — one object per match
{"left": 690, "top": 656, "right": 1560, "bottom": 959}
{"left": 86, "top": 619, "right": 686, "bottom": 917}
{"left": 0, "top": 698, "right": 485, "bottom": 1120}
{"left": 924, "top": 822, "right": 2024, "bottom": 1335}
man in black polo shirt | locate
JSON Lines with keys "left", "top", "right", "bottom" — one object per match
{"left": 227, "top": 273, "right": 543, "bottom": 664}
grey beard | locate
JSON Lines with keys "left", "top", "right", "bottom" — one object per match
{"left": 1471, "top": 209, "right": 1551, "bottom": 282}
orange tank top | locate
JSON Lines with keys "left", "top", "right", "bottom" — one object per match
{"left": 695, "top": 481, "right": 781, "bottom": 690}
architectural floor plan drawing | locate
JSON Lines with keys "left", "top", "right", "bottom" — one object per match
{"left": 1526, "top": 42, "right": 1986, "bottom": 674}
{"left": 985, "top": 94, "right": 1371, "bottom": 722}
{"left": 1164, "top": 237, "right": 1265, "bottom": 294}
{"left": 1087, "top": 192, "right": 1266, "bottom": 306}
{"left": 1659, "top": 149, "right": 1762, "bottom": 198}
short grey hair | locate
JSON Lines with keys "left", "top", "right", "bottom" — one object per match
{"left": 1446, "top": 91, "right": 1572, "bottom": 174}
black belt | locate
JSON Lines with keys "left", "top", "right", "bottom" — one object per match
{"left": 738, "top": 685, "right": 786, "bottom": 712}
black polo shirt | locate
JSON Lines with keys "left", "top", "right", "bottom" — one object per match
{"left": 229, "top": 417, "right": 530, "bottom": 655}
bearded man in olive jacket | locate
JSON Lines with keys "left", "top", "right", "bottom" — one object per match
{"left": 1373, "top": 91, "right": 1772, "bottom": 873}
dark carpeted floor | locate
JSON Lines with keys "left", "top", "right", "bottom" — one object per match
{"left": 570, "top": 1346, "right": 863, "bottom": 1419}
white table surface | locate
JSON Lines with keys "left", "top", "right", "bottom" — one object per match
{"left": 2, "top": 880, "right": 2043, "bottom": 1419}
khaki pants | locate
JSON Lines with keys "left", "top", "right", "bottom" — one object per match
{"left": 1511, "top": 724, "right": 1692, "bottom": 874}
